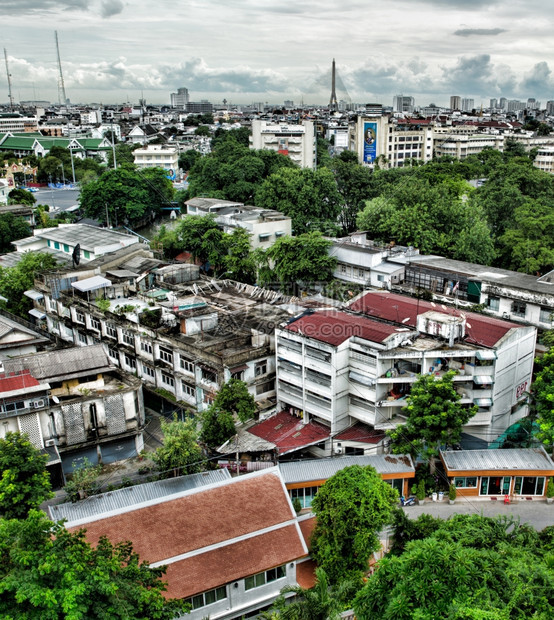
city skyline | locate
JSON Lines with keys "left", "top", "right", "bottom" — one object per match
{"left": 3, "top": 0, "right": 554, "bottom": 106}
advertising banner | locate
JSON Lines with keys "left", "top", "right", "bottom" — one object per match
{"left": 363, "top": 121, "right": 377, "bottom": 163}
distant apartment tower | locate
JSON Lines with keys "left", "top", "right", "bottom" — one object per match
{"left": 170, "top": 87, "right": 189, "bottom": 109}
{"left": 527, "top": 98, "right": 540, "bottom": 110}
{"left": 250, "top": 120, "right": 315, "bottom": 168}
{"left": 499, "top": 97, "right": 508, "bottom": 111}
{"left": 450, "top": 96, "right": 461, "bottom": 110}
{"left": 393, "top": 95, "right": 414, "bottom": 114}
{"left": 507, "top": 99, "right": 525, "bottom": 112}
{"left": 284, "top": 100, "right": 294, "bottom": 108}
{"left": 489, "top": 98, "right": 498, "bottom": 110}
{"left": 461, "top": 98, "right": 474, "bottom": 112}
{"left": 547, "top": 101, "right": 554, "bottom": 116}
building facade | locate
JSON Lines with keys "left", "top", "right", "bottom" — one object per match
{"left": 250, "top": 120, "right": 315, "bottom": 169}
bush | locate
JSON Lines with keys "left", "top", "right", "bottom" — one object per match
{"left": 449, "top": 483, "right": 457, "bottom": 501}
{"left": 292, "top": 497, "right": 302, "bottom": 514}
{"left": 546, "top": 477, "right": 554, "bottom": 499}
{"left": 416, "top": 479, "right": 426, "bottom": 501}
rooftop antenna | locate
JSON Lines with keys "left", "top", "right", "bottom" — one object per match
{"left": 329, "top": 58, "right": 338, "bottom": 111}
{"left": 4, "top": 49, "right": 14, "bottom": 110}
{"left": 55, "top": 31, "right": 67, "bottom": 106}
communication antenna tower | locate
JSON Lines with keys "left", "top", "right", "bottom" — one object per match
{"left": 55, "top": 31, "right": 67, "bottom": 105}
{"left": 4, "top": 49, "right": 14, "bottom": 110}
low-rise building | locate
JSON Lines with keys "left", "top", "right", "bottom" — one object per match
{"left": 133, "top": 144, "right": 179, "bottom": 175}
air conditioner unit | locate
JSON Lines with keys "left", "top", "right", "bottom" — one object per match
{"left": 33, "top": 399, "right": 45, "bottom": 408}
{"left": 44, "top": 438, "right": 58, "bottom": 447}
{"left": 334, "top": 447, "right": 343, "bottom": 454}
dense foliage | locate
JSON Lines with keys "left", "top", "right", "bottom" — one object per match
{"left": 532, "top": 349, "right": 554, "bottom": 451}
{"left": 0, "top": 432, "right": 53, "bottom": 519}
{"left": 151, "top": 415, "right": 204, "bottom": 477}
{"left": 0, "top": 510, "right": 187, "bottom": 619}
{"left": 0, "top": 212, "right": 31, "bottom": 252}
{"left": 310, "top": 465, "right": 398, "bottom": 584}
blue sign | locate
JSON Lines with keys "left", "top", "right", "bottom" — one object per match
{"left": 363, "top": 122, "right": 377, "bottom": 163}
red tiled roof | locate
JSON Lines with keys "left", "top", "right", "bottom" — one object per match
{"left": 297, "top": 516, "right": 316, "bottom": 551}
{"left": 249, "top": 411, "right": 330, "bottom": 455}
{"left": 164, "top": 525, "right": 306, "bottom": 599}
{"left": 0, "top": 369, "right": 39, "bottom": 393}
{"left": 334, "top": 422, "right": 385, "bottom": 444}
{"left": 73, "top": 471, "right": 295, "bottom": 564}
{"left": 285, "top": 310, "right": 398, "bottom": 346}
{"left": 350, "top": 292, "right": 519, "bottom": 348}
{"left": 296, "top": 559, "right": 317, "bottom": 590}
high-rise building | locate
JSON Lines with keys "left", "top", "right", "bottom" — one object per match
{"left": 546, "top": 101, "right": 554, "bottom": 116}
{"left": 393, "top": 95, "right": 415, "bottom": 114}
{"left": 170, "top": 87, "right": 189, "bottom": 109}
{"left": 499, "top": 97, "right": 508, "bottom": 111}
{"left": 489, "top": 98, "right": 498, "bottom": 110}
{"left": 461, "top": 98, "right": 475, "bottom": 112}
{"left": 527, "top": 98, "right": 540, "bottom": 110}
{"left": 450, "top": 96, "right": 461, "bottom": 110}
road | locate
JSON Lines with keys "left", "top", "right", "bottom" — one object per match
{"left": 33, "top": 187, "right": 80, "bottom": 213}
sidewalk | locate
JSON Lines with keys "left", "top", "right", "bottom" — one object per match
{"left": 403, "top": 496, "right": 554, "bottom": 531}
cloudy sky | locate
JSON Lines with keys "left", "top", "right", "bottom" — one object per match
{"left": 3, "top": 0, "right": 554, "bottom": 107}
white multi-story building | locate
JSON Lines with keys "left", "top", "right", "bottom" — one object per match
{"left": 170, "top": 87, "right": 190, "bottom": 109}
{"left": 133, "top": 144, "right": 179, "bottom": 174}
{"left": 250, "top": 120, "right": 315, "bottom": 168}
{"left": 275, "top": 292, "right": 536, "bottom": 449}
{"left": 0, "top": 179, "right": 8, "bottom": 205}
{"left": 433, "top": 132, "right": 505, "bottom": 159}
{"left": 533, "top": 146, "right": 554, "bottom": 174}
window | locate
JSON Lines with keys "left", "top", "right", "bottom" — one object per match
{"left": 377, "top": 275, "right": 385, "bottom": 282}
{"left": 487, "top": 297, "right": 500, "bottom": 311}
{"left": 256, "top": 380, "right": 274, "bottom": 395}
{"left": 161, "top": 372, "right": 174, "bottom": 388}
{"left": 454, "top": 477, "right": 477, "bottom": 488}
{"left": 231, "top": 370, "right": 244, "bottom": 381}
{"left": 345, "top": 446, "right": 364, "bottom": 456}
{"left": 122, "top": 330, "right": 134, "bottom": 346}
{"left": 143, "top": 365, "right": 155, "bottom": 379}
{"left": 255, "top": 361, "right": 267, "bottom": 377}
{"left": 540, "top": 307, "right": 552, "bottom": 324}
{"left": 75, "top": 310, "right": 85, "bottom": 323}
{"left": 340, "top": 264, "right": 346, "bottom": 273}
{"left": 140, "top": 341, "right": 153, "bottom": 355}
{"left": 105, "top": 324, "right": 117, "bottom": 339}
{"left": 201, "top": 368, "right": 217, "bottom": 383}
{"left": 77, "top": 331, "right": 87, "bottom": 344}
{"left": 84, "top": 250, "right": 90, "bottom": 259}
{"left": 64, "top": 244, "right": 69, "bottom": 252}
{"left": 90, "top": 318, "right": 101, "bottom": 331}
{"left": 159, "top": 347, "right": 173, "bottom": 364}
{"left": 184, "top": 586, "right": 227, "bottom": 610}
{"left": 54, "top": 241, "right": 60, "bottom": 250}
{"left": 245, "top": 565, "right": 286, "bottom": 590}
{"left": 306, "top": 346, "right": 331, "bottom": 363}
{"left": 180, "top": 358, "right": 194, "bottom": 374}
{"left": 124, "top": 354, "right": 136, "bottom": 370}
{"left": 511, "top": 301, "right": 526, "bottom": 317}
{"left": 513, "top": 476, "right": 545, "bottom": 496}
{"left": 108, "top": 346, "right": 119, "bottom": 360}
{"left": 181, "top": 382, "right": 195, "bottom": 399}
{"left": 290, "top": 487, "right": 319, "bottom": 508}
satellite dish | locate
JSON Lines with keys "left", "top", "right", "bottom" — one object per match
{"left": 72, "top": 243, "right": 81, "bottom": 266}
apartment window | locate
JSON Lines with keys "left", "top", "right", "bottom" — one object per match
{"left": 84, "top": 250, "right": 90, "bottom": 259}
{"left": 161, "top": 372, "right": 174, "bottom": 388}
{"left": 180, "top": 358, "right": 194, "bottom": 374}
{"left": 184, "top": 586, "right": 227, "bottom": 610}
{"left": 487, "top": 297, "right": 500, "bottom": 311}
{"left": 90, "top": 318, "right": 101, "bottom": 331}
{"left": 511, "top": 301, "right": 526, "bottom": 317}
{"left": 140, "top": 341, "right": 153, "bottom": 355}
{"left": 159, "top": 347, "right": 173, "bottom": 364}
{"left": 256, "top": 380, "right": 274, "bottom": 395}
{"left": 377, "top": 275, "right": 384, "bottom": 282}
{"left": 201, "top": 368, "right": 217, "bottom": 383}
{"left": 245, "top": 565, "right": 286, "bottom": 590}
{"left": 540, "top": 307, "right": 552, "bottom": 324}
{"left": 181, "top": 382, "right": 195, "bottom": 399}
{"left": 306, "top": 346, "right": 331, "bottom": 363}
{"left": 255, "top": 360, "right": 267, "bottom": 377}
{"left": 107, "top": 346, "right": 119, "bottom": 361}
{"left": 77, "top": 331, "right": 87, "bottom": 344}
{"left": 64, "top": 244, "right": 69, "bottom": 252}
{"left": 105, "top": 324, "right": 117, "bottom": 339}
{"left": 75, "top": 310, "right": 85, "bottom": 323}
{"left": 231, "top": 369, "right": 244, "bottom": 381}
{"left": 124, "top": 354, "right": 136, "bottom": 370}
{"left": 340, "top": 265, "right": 346, "bottom": 273}
{"left": 143, "top": 365, "right": 155, "bottom": 379}
{"left": 54, "top": 241, "right": 60, "bottom": 250}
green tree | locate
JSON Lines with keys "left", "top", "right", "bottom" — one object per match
{"left": 222, "top": 227, "right": 257, "bottom": 284}
{"left": 64, "top": 457, "right": 103, "bottom": 502}
{"left": 0, "top": 432, "right": 53, "bottom": 519}
{"left": 7, "top": 187, "right": 36, "bottom": 206}
{"left": 0, "top": 213, "right": 31, "bottom": 252}
{"left": 213, "top": 378, "right": 256, "bottom": 423}
{"left": 79, "top": 167, "right": 173, "bottom": 226}
{"left": 194, "top": 125, "right": 211, "bottom": 137}
{"left": 387, "top": 371, "right": 476, "bottom": 469}
{"left": 310, "top": 465, "right": 398, "bottom": 583}
{"left": 256, "top": 167, "right": 342, "bottom": 234}
{"left": 199, "top": 405, "right": 236, "bottom": 450}
{"left": 152, "top": 415, "right": 203, "bottom": 478}
{"left": 178, "top": 149, "right": 202, "bottom": 172}
{"left": 106, "top": 142, "right": 140, "bottom": 169}
{"left": 532, "top": 349, "right": 554, "bottom": 453}
{"left": 332, "top": 155, "right": 373, "bottom": 233}
{"left": 0, "top": 510, "right": 187, "bottom": 619}
{"left": 0, "top": 252, "right": 58, "bottom": 317}
{"left": 260, "top": 232, "right": 337, "bottom": 293}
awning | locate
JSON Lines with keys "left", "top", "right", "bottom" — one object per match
{"left": 71, "top": 276, "right": 112, "bottom": 293}
{"left": 473, "top": 375, "right": 494, "bottom": 385}
{"left": 28, "top": 308, "right": 46, "bottom": 319}
{"left": 474, "top": 397, "right": 493, "bottom": 407}
{"left": 230, "top": 364, "right": 248, "bottom": 373}
{"left": 24, "top": 289, "right": 44, "bottom": 301}
{"left": 349, "top": 371, "right": 375, "bottom": 387}
{"left": 475, "top": 350, "right": 496, "bottom": 361}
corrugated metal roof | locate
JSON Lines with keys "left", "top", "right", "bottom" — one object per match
{"left": 279, "top": 454, "right": 414, "bottom": 484}
{"left": 441, "top": 448, "right": 554, "bottom": 472}
{"left": 49, "top": 469, "right": 231, "bottom": 522}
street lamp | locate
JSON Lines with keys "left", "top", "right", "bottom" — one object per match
{"left": 60, "top": 162, "right": 65, "bottom": 187}
{"left": 69, "top": 147, "right": 76, "bottom": 184}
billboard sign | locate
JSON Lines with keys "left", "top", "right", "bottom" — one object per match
{"left": 363, "top": 121, "right": 377, "bottom": 163}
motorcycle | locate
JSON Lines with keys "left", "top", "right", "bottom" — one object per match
{"left": 400, "top": 495, "right": 416, "bottom": 506}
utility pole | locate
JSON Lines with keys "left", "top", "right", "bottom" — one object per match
{"left": 55, "top": 31, "right": 67, "bottom": 106}
{"left": 4, "top": 49, "right": 14, "bottom": 111}
{"left": 69, "top": 146, "right": 76, "bottom": 183}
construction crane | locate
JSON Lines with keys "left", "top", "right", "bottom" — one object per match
{"left": 4, "top": 48, "right": 14, "bottom": 110}
{"left": 55, "top": 30, "right": 67, "bottom": 105}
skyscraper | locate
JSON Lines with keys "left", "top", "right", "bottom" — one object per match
{"left": 450, "top": 96, "right": 461, "bottom": 110}
{"left": 170, "top": 87, "right": 189, "bottom": 109}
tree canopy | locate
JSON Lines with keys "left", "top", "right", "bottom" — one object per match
{"left": 0, "top": 213, "right": 31, "bottom": 252}
{"left": 532, "top": 349, "right": 554, "bottom": 452}
{"left": 310, "top": 464, "right": 398, "bottom": 583}
{"left": 7, "top": 188, "right": 36, "bottom": 206}
{"left": 0, "top": 432, "right": 53, "bottom": 519}
{"left": 387, "top": 371, "right": 476, "bottom": 465}
{"left": 151, "top": 415, "right": 204, "bottom": 478}
{"left": 0, "top": 510, "right": 187, "bottom": 619}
